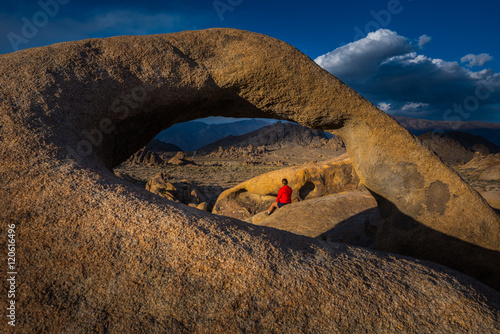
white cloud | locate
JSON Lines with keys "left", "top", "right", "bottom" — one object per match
{"left": 417, "top": 34, "right": 431, "bottom": 48}
{"left": 461, "top": 53, "right": 493, "bottom": 67}
{"left": 314, "top": 29, "right": 413, "bottom": 80}
{"left": 377, "top": 102, "right": 392, "bottom": 112}
{"left": 316, "top": 29, "right": 500, "bottom": 121}
{"left": 401, "top": 102, "right": 429, "bottom": 111}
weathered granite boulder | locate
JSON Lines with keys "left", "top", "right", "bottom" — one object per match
{"left": 246, "top": 190, "right": 379, "bottom": 248}
{"left": 480, "top": 163, "right": 500, "bottom": 181}
{"left": 213, "top": 154, "right": 360, "bottom": 220}
{"left": 1, "top": 29, "right": 499, "bottom": 332}
{"left": 145, "top": 172, "right": 179, "bottom": 202}
{"left": 478, "top": 190, "right": 500, "bottom": 210}
{"left": 196, "top": 202, "right": 210, "bottom": 212}
{"left": 188, "top": 184, "right": 209, "bottom": 205}
{"left": 145, "top": 172, "right": 209, "bottom": 207}
{"left": 128, "top": 146, "right": 165, "bottom": 165}
{"left": 458, "top": 153, "right": 500, "bottom": 209}
{"left": 462, "top": 152, "right": 500, "bottom": 170}
{"left": 168, "top": 151, "right": 196, "bottom": 165}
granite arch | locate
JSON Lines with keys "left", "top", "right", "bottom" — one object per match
{"left": 1, "top": 29, "right": 499, "bottom": 332}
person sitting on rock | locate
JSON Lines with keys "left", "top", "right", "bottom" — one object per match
{"left": 267, "top": 178, "right": 292, "bottom": 215}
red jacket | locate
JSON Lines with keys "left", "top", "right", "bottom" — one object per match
{"left": 277, "top": 185, "right": 292, "bottom": 204}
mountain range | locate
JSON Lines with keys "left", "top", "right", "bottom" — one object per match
{"left": 198, "top": 121, "right": 341, "bottom": 152}
{"left": 394, "top": 116, "right": 500, "bottom": 146}
{"left": 155, "top": 119, "right": 273, "bottom": 151}
{"left": 154, "top": 116, "right": 500, "bottom": 152}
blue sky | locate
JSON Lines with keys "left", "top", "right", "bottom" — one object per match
{"left": 2, "top": 0, "right": 499, "bottom": 123}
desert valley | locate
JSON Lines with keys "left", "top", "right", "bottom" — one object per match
{"left": 115, "top": 118, "right": 500, "bottom": 217}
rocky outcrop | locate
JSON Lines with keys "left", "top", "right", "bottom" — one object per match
{"left": 1, "top": 29, "right": 499, "bottom": 332}
{"left": 463, "top": 153, "right": 500, "bottom": 181}
{"left": 168, "top": 151, "right": 196, "bottom": 165}
{"left": 213, "top": 154, "right": 360, "bottom": 220}
{"left": 145, "top": 172, "right": 209, "bottom": 209}
{"left": 246, "top": 190, "right": 379, "bottom": 248}
{"left": 324, "top": 136, "right": 345, "bottom": 151}
{"left": 127, "top": 147, "right": 165, "bottom": 165}
{"left": 419, "top": 132, "right": 475, "bottom": 165}
{"left": 201, "top": 122, "right": 346, "bottom": 160}
{"left": 418, "top": 131, "right": 500, "bottom": 165}
{"left": 462, "top": 153, "right": 500, "bottom": 170}
{"left": 481, "top": 165, "right": 500, "bottom": 181}
{"left": 454, "top": 153, "right": 500, "bottom": 210}
{"left": 207, "top": 144, "right": 268, "bottom": 159}
{"left": 145, "top": 172, "right": 178, "bottom": 201}
{"left": 188, "top": 184, "right": 208, "bottom": 204}
{"left": 200, "top": 121, "right": 343, "bottom": 153}
{"left": 478, "top": 190, "right": 500, "bottom": 210}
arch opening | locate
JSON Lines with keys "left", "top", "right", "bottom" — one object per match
{"left": 112, "top": 116, "right": 346, "bottom": 215}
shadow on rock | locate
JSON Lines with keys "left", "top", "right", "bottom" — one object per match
{"left": 373, "top": 191, "right": 500, "bottom": 291}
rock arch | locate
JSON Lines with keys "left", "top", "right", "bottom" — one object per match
{"left": 0, "top": 29, "right": 499, "bottom": 332}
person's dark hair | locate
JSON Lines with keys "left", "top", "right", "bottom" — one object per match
{"left": 282, "top": 178, "right": 288, "bottom": 185}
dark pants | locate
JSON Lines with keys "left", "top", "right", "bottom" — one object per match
{"left": 277, "top": 201, "right": 290, "bottom": 208}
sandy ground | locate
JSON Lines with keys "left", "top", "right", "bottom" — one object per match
{"left": 115, "top": 146, "right": 345, "bottom": 190}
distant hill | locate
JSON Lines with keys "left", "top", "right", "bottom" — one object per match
{"left": 146, "top": 139, "right": 182, "bottom": 153}
{"left": 155, "top": 119, "right": 273, "bottom": 151}
{"left": 430, "top": 131, "right": 500, "bottom": 155}
{"left": 199, "top": 121, "right": 343, "bottom": 152}
{"left": 418, "top": 131, "right": 500, "bottom": 165}
{"left": 394, "top": 116, "right": 500, "bottom": 147}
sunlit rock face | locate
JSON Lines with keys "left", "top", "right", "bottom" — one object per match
{"left": 213, "top": 154, "right": 360, "bottom": 220}
{"left": 0, "top": 29, "right": 498, "bottom": 332}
